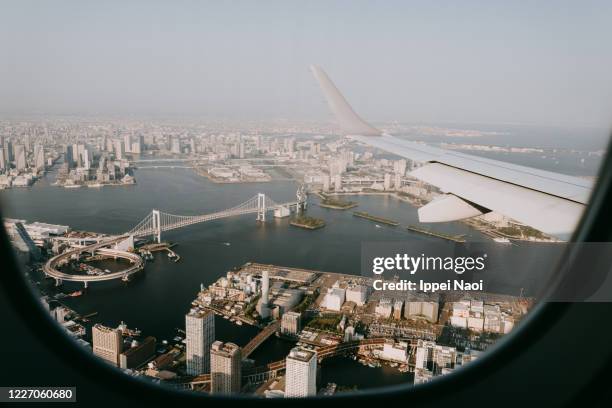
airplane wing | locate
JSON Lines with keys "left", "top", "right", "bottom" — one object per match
{"left": 310, "top": 65, "right": 593, "bottom": 240}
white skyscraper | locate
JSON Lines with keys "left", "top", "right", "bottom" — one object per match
{"left": 114, "top": 139, "right": 124, "bottom": 160}
{"left": 124, "top": 134, "right": 132, "bottom": 153}
{"left": 0, "top": 147, "right": 6, "bottom": 170}
{"left": 92, "top": 324, "right": 123, "bottom": 367}
{"left": 185, "top": 309, "right": 215, "bottom": 375}
{"left": 210, "top": 341, "right": 241, "bottom": 394}
{"left": 285, "top": 347, "right": 317, "bottom": 398}
{"left": 256, "top": 270, "right": 271, "bottom": 319}
{"left": 261, "top": 270, "right": 269, "bottom": 303}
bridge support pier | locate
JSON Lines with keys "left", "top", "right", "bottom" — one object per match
{"left": 83, "top": 281, "right": 88, "bottom": 289}
{"left": 256, "top": 193, "right": 266, "bottom": 222}
{"left": 152, "top": 210, "right": 161, "bottom": 243}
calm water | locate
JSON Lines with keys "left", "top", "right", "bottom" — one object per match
{"left": 0, "top": 166, "right": 559, "bottom": 390}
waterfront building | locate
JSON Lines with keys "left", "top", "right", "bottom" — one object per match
{"left": 323, "top": 287, "right": 345, "bottom": 311}
{"left": 345, "top": 284, "right": 368, "bottom": 306}
{"left": 383, "top": 173, "right": 392, "bottom": 190}
{"left": 281, "top": 311, "right": 301, "bottom": 336}
{"left": 432, "top": 344, "right": 458, "bottom": 374}
{"left": 285, "top": 347, "right": 317, "bottom": 398}
{"left": 119, "top": 337, "right": 156, "bottom": 369}
{"left": 414, "top": 368, "right": 433, "bottom": 385}
{"left": 210, "top": 341, "right": 241, "bottom": 394}
{"left": 185, "top": 309, "right": 215, "bottom": 375}
{"left": 4, "top": 220, "right": 41, "bottom": 263}
{"left": 381, "top": 341, "right": 409, "bottom": 363}
{"left": 92, "top": 324, "right": 123, "bottom": 366}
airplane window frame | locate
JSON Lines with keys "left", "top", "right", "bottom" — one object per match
{"left": 1, "top": 135, "right": 611, "bottom": 403}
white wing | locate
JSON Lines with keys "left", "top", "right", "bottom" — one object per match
{"left": 310, "top": 65, "right": 592, "bottom": 240}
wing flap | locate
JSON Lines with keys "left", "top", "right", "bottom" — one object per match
{"left": 418, "top": 193, "right": 488, "bottom": 222}
{"left": 411, "top": 163, "right": 583, "bottom": 239}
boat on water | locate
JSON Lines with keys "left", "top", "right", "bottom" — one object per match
{"left": 493, "top": 237, "right": 512, "bottom": 244}
{"left": 236, "top": 320, "right": 243, "bottom": 326}
{"left": 69, "top": 290, "right": 83, "bottom": 297}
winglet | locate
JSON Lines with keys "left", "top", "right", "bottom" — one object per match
{"left": 310, "top": 65, "right": 381, "bottom": 136}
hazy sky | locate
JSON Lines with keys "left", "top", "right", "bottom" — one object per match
{"left": 1, "top": 1, "right": 611, "bottom": 127}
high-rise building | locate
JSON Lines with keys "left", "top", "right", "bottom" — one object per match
{"left": 210, "top": 341, "right": 241, "bottom": 394}
{"left": 383, "top": 173, "right": 392, "bottom": 190}
{"left": 14, "top": 144, "right": 27, "bottom": 170}
{"left": 92, "top": 324, "right": 123, "bottom": 366}
{"left": 119, "top": 337, "right": 156, "bottom": 369}
{"left": 256, "top": 270, "right": 271, "bottom": 319}
{"left": 185, "top": 309, "right": 215, "bottom": 375}
{"left": 124, "top": 134, "right": 132, "bottom": 154}
{"left": 281, "top": 311, "right": 301, "bottom": 336}
{"left": 415, "top": 340, "right": 435, "bottom": 370}
{"left": 114, "top": 139, "right": 124, "bottom": 160}
{"left": 34, "top": 144, "right": 45, "bottom": 170}
{"left": 4, "top": 139, "right": 14, "bottom": 162}
{"left": 285, "top": 347, "right": 317, "bottom": 398}
{"left": 171, "top": 137, "right": 181, "bottom": 154}
{"left": 393, "top": 299, "right": 404, "bottom": 320}
{"left": 64, "top": 145, "right": 74, "bottom": 167}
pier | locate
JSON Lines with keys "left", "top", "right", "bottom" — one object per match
{"left": 406, "top": 225, "right": 466, "bottom": 243}
{"left": 352, "top": 211, "right": 400, "bottom": 226}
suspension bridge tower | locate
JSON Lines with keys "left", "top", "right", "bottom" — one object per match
{"left": 296, "top": 185, "right": 308, "bottom": 214}
{"left": 256, "top": 193, "right": 266, "bottom": 222}
{"left": 152, "top": 209, "right": 161, "bottom": 243}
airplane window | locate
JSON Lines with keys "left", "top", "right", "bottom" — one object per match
{"left": 1, "top": 1, "right": 611, "bottom": 401}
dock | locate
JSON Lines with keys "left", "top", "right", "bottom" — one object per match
{"left": 352, "top": 211, "right": 399, "bottom": 226}
{"left": 406, "top": 225, "right": 466, "bottom": 243}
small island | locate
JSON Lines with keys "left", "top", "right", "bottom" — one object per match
{"left": 290, "top": 215, "right": 326, "bottom": 230}
{"left": 319, "top": 196, "right": 358, "bottom": 210}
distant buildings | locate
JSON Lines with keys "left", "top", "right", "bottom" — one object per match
{"left": 285, "top": 347, "right": 317, "bottom": 398}
{"left": 210, "top": 341, "right": 242, "bottom": 394}
{"left": 92, "top": 324, "right": 123, "bottom": 366}
{"left": 185, "top": 309, "right": 215, "bottom": 375}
